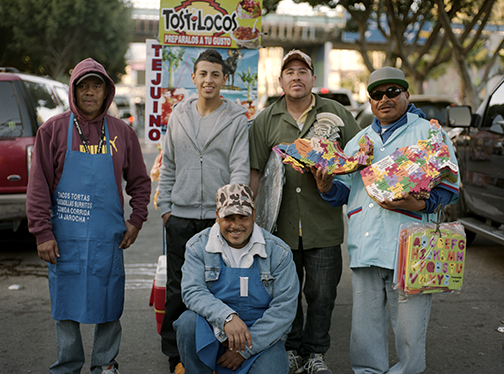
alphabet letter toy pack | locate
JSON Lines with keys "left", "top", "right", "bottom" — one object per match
{"left": 394, "top": 221, "right": 466, "bottom": 295}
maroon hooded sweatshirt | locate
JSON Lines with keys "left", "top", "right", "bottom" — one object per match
{"left": 26, "top": 58, "right": 151, "bottom": 245}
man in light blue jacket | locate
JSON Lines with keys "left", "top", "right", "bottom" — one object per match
{"left": 174, "top": 184, "right": 299, "bottom": 373}
{"left": 312, "top": 67, "right": 460, "bottom": 374}
{"left": 157, "top": 49, "right": 250, "bottom": 373}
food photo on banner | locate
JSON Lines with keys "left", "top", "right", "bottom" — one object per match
{"left": 159, "top": 0, "right": 262, "bottom": 49}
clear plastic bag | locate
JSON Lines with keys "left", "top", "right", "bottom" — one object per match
{"left": 394, "top": 221, "right": 467, "bottom": 295}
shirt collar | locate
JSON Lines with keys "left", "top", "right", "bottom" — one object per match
{"left": 297, "top": 94, "right": 316, "bottom": 126}
{"left": 207, "top": 223, "right": 266, "bottom": 258}
{"left": 371, "top": 103, "right": 426, "bottom": 143}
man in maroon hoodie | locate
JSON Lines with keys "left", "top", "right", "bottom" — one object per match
{"left": 26, "top": 58, "right": 151, "bottom": 374}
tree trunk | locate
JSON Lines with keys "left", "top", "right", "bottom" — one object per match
{"left": 436, "top": 0, "right": 480, "bottom": 108}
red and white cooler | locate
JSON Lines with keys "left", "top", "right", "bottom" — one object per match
{"left": 149, "top": 255, "right": 166, "bottom": 334}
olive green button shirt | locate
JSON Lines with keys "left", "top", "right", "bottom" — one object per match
{"left": 249, "top": 94, "right": 360, "bottom": 250}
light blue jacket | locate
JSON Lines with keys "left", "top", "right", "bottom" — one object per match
{"left": 181, "top": 224, "right": 299, "bottom": 360}
{"left": 333, "top": 112, "right": 460, "bottom": 270}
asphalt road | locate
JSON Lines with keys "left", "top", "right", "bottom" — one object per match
{"left": 1, "top": 140, "right": 504, "bottom": 374}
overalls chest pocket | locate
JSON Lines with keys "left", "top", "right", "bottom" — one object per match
{"left": 260, "top": 272, "right": 275, "bottom": 297}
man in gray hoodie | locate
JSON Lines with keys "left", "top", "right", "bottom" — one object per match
{"left": 157, "top": 49, "right": 250, "bottom": 374}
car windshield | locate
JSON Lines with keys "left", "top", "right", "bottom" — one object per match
{"left": 22, "top": 81, "right": 64, "bottom": 126}
{"left": 320, "top": 92, "right": 351, "bottom": 106}
{"left": 114, "top": 96, "right": 130, "bottom": 109}
{"left": 0, "top": 82, "right": 23, "bottom": 138}
{"left": 265, "top": 92, "right": 352, "bottom": 108}
{"left": 413, "top": 101, "right": 452, "bottom": 125}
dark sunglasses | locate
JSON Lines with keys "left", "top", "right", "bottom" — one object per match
{"left": 369, "top": 87, "right": 406, "bottom": 101}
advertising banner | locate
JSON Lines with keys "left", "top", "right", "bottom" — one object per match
{"left": 159, "top": 0, "right": 262, "bottom": 49}
{"left": 145, "top": 40, "right": 259, "bottom": 144}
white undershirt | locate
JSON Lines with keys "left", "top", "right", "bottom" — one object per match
{"left": 216, "top": 223, "right": 266, "bottom": 268}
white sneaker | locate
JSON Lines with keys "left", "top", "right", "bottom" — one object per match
{"left": 303, "top": 353, "right": 331, "bottom": 374}
{"left": 287, "top": 350, "right": 304, "bottom": 373}
{"left": 102, "top": 364, "right": 120, "bottom": 374}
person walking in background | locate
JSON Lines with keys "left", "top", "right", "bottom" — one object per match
{"left": 174, "top": 184, "right": 299, "bottom": 373}
{"left": 249, "top": 49, "right": 360, "bottom": 373}
{"left": 312, "top": 67, "right": 460, "bottom": 374}
{"left": 26, "top": 57, "right": 151, "bottom": 374}
{"left": 156, "top": 49, "right": 250, "bottom": 374}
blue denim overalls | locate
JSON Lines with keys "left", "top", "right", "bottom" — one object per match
{"left": 48, "top": 113, "right": 126, "bottom": 324}
{"left": 196, "top": 256, "right": 272, "bottom": 373}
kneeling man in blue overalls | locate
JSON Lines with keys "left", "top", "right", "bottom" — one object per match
{"left": 26, "top": 58, "right": 151, "bottom": 374}
{"left": 174, "top": 184, "right": 299, "bottom": 373}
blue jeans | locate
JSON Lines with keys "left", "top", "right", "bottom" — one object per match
{"left": 174, "top": 310, "right": 289, "bottom": 373}
{"left": 49, "top": 320, "right": 121, "bottom": 374}
{"left": 350, "top": 267, "right": 432, "bottom": 374}
{"left": 286, "top": 241, "right": 342, "bottom": 356}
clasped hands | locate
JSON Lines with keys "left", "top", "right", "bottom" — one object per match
{"left": 217, "top": 314, "right": 252, "bottom": 371}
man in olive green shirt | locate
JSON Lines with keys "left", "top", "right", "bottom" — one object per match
{"left": 249, "top": 50, "right": 360, "bottom": 373}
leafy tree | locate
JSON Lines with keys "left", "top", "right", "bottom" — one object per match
{"left": 264, "top": 0, "right": 503, "bottom": 108}
{"left": 163, "top": 47, "right": 185, "bottom": 90}
{"left": 0, "top": 0, "right": 133, "bottom": 83}
{"left": 238, "top": 67, "right": 259, "bottom": 102}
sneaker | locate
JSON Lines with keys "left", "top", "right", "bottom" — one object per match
{"left": 102, "top": 365, "right": 120, "bottom": 374}
{"left": 174, "top": 362, "right": 185, "bottom": 374}
{"left": 287, "top": 350, "right": 304, "bottom": 373}
{"left": 303, "top": 353, "right": 331, "bottom": 374}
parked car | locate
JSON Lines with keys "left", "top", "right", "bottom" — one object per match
{"left": 113, "top": 94, "right": 135, "bottom": 127}
{"left": 409, "top": 95, "right": 457, "bottom": 128}
{"left": 257, "top": 87, "right": 361, "bottom": 117}
{"left": 0, "top": 68, "right": 69, "bottom": 232}
{"left": 446, "top": 79, "right": 504, "bottom": 246}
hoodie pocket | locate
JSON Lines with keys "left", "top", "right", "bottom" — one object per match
{"left": 171, "top": 167, "right": 202, "bottom": 207}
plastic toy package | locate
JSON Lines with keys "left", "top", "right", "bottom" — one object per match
{"left": 393, "top": 221, "right": 467, "bottom": 295}
{"left": 254, "top": 152, "right": 285, "bottom": 233}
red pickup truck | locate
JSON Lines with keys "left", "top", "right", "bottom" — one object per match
{"left": 0, "top": 68, "right": 69, "bottom": 233}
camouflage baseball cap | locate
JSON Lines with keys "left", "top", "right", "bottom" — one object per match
{"left": 216, "top": 184, "right": 255, "bottom": 218}
{"left": 281, "top": 49, "right": 314, "bottom": 71}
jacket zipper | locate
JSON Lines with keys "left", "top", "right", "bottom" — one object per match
{"left": 200, "top": 153, "right": 204, "bottom": 219}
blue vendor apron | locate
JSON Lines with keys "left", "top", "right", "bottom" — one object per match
{"left": 196, "top": 256, "right": 272, "bottom": 374}
{"left": 48, "top": 113, "right": 126, "bottom": 324}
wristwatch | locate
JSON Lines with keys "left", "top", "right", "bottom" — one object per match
{"left": 224, "top": 313, "right": 235, "bottom": 325}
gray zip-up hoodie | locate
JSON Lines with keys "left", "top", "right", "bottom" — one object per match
{"left": 157, "top": 94, "right": 249, "bottom": 219}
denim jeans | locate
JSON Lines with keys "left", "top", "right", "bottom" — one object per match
{"left": 286, "top": 241, "right": 342, "bottom": 357}
{"left": 174, "top": 310, "right": 289, "bottom": 373}
{"left": 350, "top": 267, "right": 432, "bottom": 374}
{"left": 49, "top": 320, "right": 121, "bottom": 374}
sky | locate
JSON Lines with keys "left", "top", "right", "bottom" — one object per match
{"left": 130, "top": 0, "right": 340, "bottom": 16}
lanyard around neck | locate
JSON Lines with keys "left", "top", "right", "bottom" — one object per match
{"left": 73, "top": 117, "right": 105, "bottom": 154}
